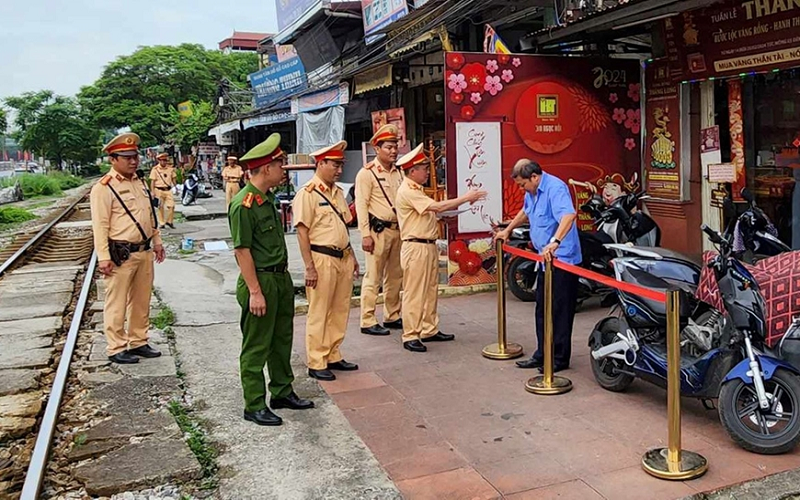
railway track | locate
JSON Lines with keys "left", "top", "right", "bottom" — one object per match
{"left": 0, "top": 189, "right": 97, "bottom": 499}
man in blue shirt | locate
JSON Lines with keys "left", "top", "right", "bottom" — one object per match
{"left": 495, "top": 159, "right": 582, "bottom": 372}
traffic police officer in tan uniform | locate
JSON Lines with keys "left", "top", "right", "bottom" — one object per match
{"left": 229, "top": 133, "right": 313, "bottom": 426}
{"left": 293, "top": 141, "right": 360, "bottom": 381}
{"left": 356, "top": 124, "right": 403, "bottom": 336}
{"left": 222, "top": 155, "right": 244, "bottom": 208}
{"left": 91, "top": 133, "right": 166, "bottom": 364}
{"left": 149, "top": 152, "right": 177, "bottom": 229}
{"left": 395, "top": 144, "right": 486, "bottom": 352}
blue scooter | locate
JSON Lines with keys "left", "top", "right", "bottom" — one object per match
{"left": 589, "top": 214, "right": 800, "bottom": 454}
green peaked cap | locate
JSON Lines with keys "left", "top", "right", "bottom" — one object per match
{"left": 240, "top": 133, "right": 283, "bottom": 163}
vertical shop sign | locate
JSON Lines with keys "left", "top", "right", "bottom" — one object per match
{"left": 644, "top": 61, "right": 682, "bottom": 200}
{"left": 455, "top": 122, "right": 502, "bottom": 234}
{"left": 728, "top": 79, "right": 746, "bottom": 201}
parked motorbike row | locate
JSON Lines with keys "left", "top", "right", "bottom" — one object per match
{"left": 503, "top": 189, "right": 800, "bottom": 455}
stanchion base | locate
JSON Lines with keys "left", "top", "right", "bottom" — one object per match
{"left": 524, "top": 375, "right": 573, "bottom": 395}
{"left": 642, "top": 448, "right": 708, "bottom": 480}
{"left": 482, "top": 342, "right": 524, "bottom": 360}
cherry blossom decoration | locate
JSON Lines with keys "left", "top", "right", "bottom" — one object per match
{"left": 609, "top": 93, "right": 618, "bottom": 103}
{"left": 484, "top": 75, "right": 503, "bottom": 96}
{"left": 446, "top": 52, "right": 465, "bottom": 71}
{"left": 627, "top": 83, "right": 641, "bottom": 103}
{"left": 461, "top": 105, "right": 476, "bottom": 120}
{"left": 512, "top": 57, "right": 521, "bottom": 67}
{"left": 462, "top": 63, "right": 487, "bottom": 94}
{"left": 450, "top": 92, "right": 464, "bottom": 104}
{"left": 612, "top": 108, "right": 627, "bottom": 124}
{"left": 486, "top": 59, "right": 499, "bottom": 73}
{"left": 624, "top": 138, "right": 636, "bottom": 151}
{"left": 624, "top": 109, "right": 641, "bottom": 135}
{"left": 498, "top": 54, "right": 510, "bottom": 65}
{"left": 501, "top": 69, "right": 514, "bottom": 83}
{"left": 470, "top": 92, "right": 482, "bottom": 104}
{"left": 448, "top": 73, "right": 467, "bottom": 94}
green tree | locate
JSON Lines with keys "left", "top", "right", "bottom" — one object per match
{"left": 165, "top": 101, "right": 216, "bottom": 153}
{"left": 4, "top": 92, "right": 100, "bottom": 170}
{"left": 79, "top": 44, "right": 258, "bottom": 146}
{"left": 0, "top": 107, "right": 7, "bottom": 135}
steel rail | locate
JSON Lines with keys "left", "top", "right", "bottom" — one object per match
{"left": 20, "top": 250, "right": 98, "bottom": 499}
{"left": 0, "top": 192, "right": 89, "bottom": 278}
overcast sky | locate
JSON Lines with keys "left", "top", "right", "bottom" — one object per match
{"left": 2, "top": 0, "right": 279, "bottom": 100}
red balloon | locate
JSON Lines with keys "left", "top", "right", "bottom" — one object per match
{"left": 459, "top": 251, "right": 483, "bottom": 276}
{"left": 448, "top": 240, "right": 469, "bottom": 263}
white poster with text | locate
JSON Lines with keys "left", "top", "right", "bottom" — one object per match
{"left": 455, "top": 121, "right": 502, "bottom": 233}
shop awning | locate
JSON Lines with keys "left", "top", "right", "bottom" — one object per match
{"left": 353, "top": 64, "right": 393, "bottom": 95}
{"left": 207, "top": 119, "right": 241, "bottom": 146}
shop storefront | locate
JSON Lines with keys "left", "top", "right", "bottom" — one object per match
{"left": 660, "top": 0, "right": 800, "bottom": 251}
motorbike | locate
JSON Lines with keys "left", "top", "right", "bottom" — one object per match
{"left": 504, "top": 191, "right": 660, "bottom": 305}
{"left": 181, "top": 172, "right": 211, "bottom": 206}
{"left": 735, "top": 188, "right": 790, "bottom": 263}
{"left": 588, "top": 212, "right": 800, "bottom": 454}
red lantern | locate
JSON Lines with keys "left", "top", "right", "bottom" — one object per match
{"left": 459, "top": 251, "right": 483, "bottom": 276}
{"left": 461, "top": 105, "right": 475, "bottom": 120}
{"left": 450, "top": 92, "right": 464, "bottom": 104}
{"left": 448, "top": 240, "right": 469, "bottom": 263}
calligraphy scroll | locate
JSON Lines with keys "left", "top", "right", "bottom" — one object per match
{"left": 455, "top": 121, "right": 502, "bottom": 233}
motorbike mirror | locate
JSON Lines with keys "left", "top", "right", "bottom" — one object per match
{"left": 740, "top": 187, "right": 755, "bottom": 204}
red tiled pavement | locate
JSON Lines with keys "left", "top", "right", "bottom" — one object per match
{"left": 293, "top": 293, "right": 800, "bottom": 499}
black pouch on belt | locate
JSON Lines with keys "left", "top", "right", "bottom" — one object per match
{"left": 108, "top": 240, "right": 131, "bottom": 266}
{"left": 368, "top": 214, "right": 386, "bottom": 234}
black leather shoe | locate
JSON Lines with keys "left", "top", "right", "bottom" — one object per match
{"left": 243, "top": 408, "right": 282, "bottom": 426}
{"left": 166, "top": 223, "right": 176, "bottom": 229}
{"left": 516, "top": 357, "right": 543, "bottom": 369}
{"left": 383, "top": 319, "right": 403, "bottom": 329}
{"left": 308, "top": 368, "right": 336, "bottom": 381}
{"left": 421, "top": 332, "right": 455, "bottom": 342}
{"left": 108, "top": 351, "right": 139, "bottom": 364}
{"left": 403, "top": 340, "right": 427, "bottom": 352}
{"left": 128, "top": 344, "right": 162, "bottom": 358}
{"left": 539, "top": 364, "right": 570, "bottom": 374}
{"left": 361, "top": 324, "right": 390, "bottom": 336}
{"left": 270, "top": 392, "right": 315, "bottom": 410}
{"left": 328, "top": 360, "right": 359, "bottom": 371}
{"left": 160, "top": 225, "right": 166, "bottom": 229}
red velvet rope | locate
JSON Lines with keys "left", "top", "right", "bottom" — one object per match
{"left": 502, "top": 244, "right": 668, "bottom": 304}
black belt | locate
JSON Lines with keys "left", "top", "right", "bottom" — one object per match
{"left": 310, "top": 244, "right": 350, "bottom": 259}
{"left": 369, "top": 214, "right": 399, "bottom": 231}
{"left": 404, "top": 238, "right": 436, "bottom": 245}
{"left": 156, "top": 186, "right": 171, "bottom": 191}
{"left": 111, "top": 240, "right": 151, "bottom": 252}
{"left": 256, "top": 263, "right": 288, "bottom": 273}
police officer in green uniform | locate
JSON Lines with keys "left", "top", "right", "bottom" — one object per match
{"left": 229, "top": 133, "right": 314, "bottom": 426}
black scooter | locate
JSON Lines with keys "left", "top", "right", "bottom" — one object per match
{"left": 735, "top": 188, "right": 790, "bottom": 264}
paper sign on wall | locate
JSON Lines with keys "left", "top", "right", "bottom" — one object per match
{"left": 455, "top": 122, "right": 502, "bottom": 233}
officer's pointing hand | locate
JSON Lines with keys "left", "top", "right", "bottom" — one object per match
{"left": 250, "top": 291, "right": 267, "bottom": 317}
{"left": 305, "top": 266, "right": 319, "bottom": 289}
{"left": 98, "top": 260, "right": 115, "bottom": 276}
{"left": 467, "top": 190, "right": 488, "bottom": 204}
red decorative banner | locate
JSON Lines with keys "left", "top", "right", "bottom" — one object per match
{"left": 644, "top": 60, "right": 682, "bottom": 200}
{"left": 728, "top": 79, "right": 747, "bottom": 200}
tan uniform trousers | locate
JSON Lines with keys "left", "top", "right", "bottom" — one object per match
{"left": 225, "top": 182, "right": 241, "bottom": 207}
{"left": 400, "top": 242, "right": 439, "bottom": 343}
{"left": 103, "top": 250, "right": 154, "bottom": 356}
{"left": 360, "top": 227, "right": 402, "bottom": 327}
{"left": 155, "top": 189, "right": 174, "bottom": 225}
{"left": 305, "top": 252, "right": 354, "bottom": 370}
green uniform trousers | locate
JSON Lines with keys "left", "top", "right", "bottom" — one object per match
{"left": 236, "top": 270, "right": 295, "bottom": 412}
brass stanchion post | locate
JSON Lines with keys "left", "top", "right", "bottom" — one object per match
{"left": 483, "top": 240, "right": 524, "bottom": 360}
{"left": 525, "top": 259, "right": 572, "bottom": 395}
{"left": 642, "top": 289, "right": 708, "bottom": 480}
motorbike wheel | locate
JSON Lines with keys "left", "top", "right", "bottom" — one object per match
{"left": 506, "top": 257, "right": 538, "bottom": 302}
{"left": 718, "top": 369, "right": 800, "bottom": 454}
{"left": 589, "top": 318, "right": 635, "bottom": 392}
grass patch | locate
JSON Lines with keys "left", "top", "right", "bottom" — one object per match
{"left": 0, "top": 207, "right": 36, "bottom": 225}
{"left": 73, "top": 433, "right": 88, "bottom": 447}
{"left": 177, "top": 249, "right": 196, "bottom": 255}
{"left": 152, "top": 305, "right": 176, "bottom": 330}
{"left": 168, "top": 399, "right": 218, "bottom": 485}
{"left": 0, "top": 172, "right": 86, "bottom": 198}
